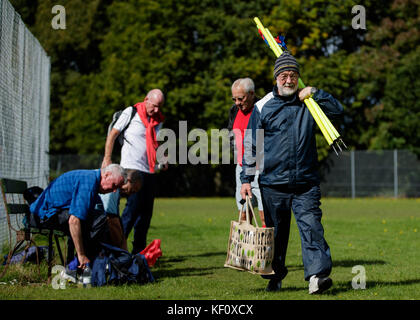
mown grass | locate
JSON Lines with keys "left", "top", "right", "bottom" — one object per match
{"left": 0, "top": 197, "right": 419, "bottom": 300}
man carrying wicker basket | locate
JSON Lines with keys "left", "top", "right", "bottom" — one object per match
{"left": 240, "top": 52, "right": 343, "bottom": 294}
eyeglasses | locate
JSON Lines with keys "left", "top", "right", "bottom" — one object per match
{"left": 278, "top": 73, "right": 299, "bottom": 82}
{"left": 232, "top": 95, "right": 246, "bottom": 102}
{"left": 147, "top": 101, "right": 161, "bottom": 109}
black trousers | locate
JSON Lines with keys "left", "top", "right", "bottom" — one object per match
{"left": 260, "top": 183, "right": 332, "bottom": 281}
{"left": 40, "top": 209, "right": 110, "bottom": 262}
{"left": 121, "top": 172, "right": 156, "bottom": 254}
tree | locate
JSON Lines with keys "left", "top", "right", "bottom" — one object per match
{"left": 10, "top": 0, "right": 420, "bottom": 196}
{"left": 352, "top": 0, "right": 420, "bottom": 155}
{"left": 10, "top": 0, "right": 113, "bottom": 153}
{"left": 62, "top": 0, "right": 280, "bottom": 154}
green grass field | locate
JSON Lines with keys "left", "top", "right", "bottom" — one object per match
{"left": 0, "top": 197, "right": 419, "bottom": 300}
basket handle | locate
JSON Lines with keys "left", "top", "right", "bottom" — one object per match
{"left": 239, "top": 196, "right": 259, "bottom": 227}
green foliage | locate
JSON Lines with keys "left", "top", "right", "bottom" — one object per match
{"left": 36, "top": 0, "right": 280, "bottom": 154}
{"left": 10, "top": 0, "right": 112, "bottom": 153}
{"left": 350, "top": 0, "right": 420, "bottom": 153}
{"left": 9, "top": 0, "right": 420, "bottom": 159}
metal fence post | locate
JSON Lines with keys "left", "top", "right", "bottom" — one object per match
{"left": 394, "top": 149, "right": 398, "bottom": 198}
{"left": 351, "top": 150, "right": 356, "bottom": 199}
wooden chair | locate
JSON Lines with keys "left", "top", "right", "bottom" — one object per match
{"left": 0, "top": 178, "right": 66, "bottom": 282}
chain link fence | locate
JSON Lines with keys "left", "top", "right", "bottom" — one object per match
{"left": 47, "top": 149, "right": 420, "bottom": 199}
{"left": 0, "top": 0, "right": 50, "bottom": 251}
{"left": 320, "top": 150, "right": 420, "bottom": 198}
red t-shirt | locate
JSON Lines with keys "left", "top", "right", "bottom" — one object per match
{"left": 232, "top": 107, "right": 253, "bottom": 166}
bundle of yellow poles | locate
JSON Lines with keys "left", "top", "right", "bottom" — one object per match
{"left": 254, "top": 17, "right": 346, "bottom": 155}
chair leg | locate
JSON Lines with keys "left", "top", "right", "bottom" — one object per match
{"left": 0, "top": 250, "right": 14, "bottom": 279}
{"left": 19, "top": 242, "right": 32, "bottom": 265}
{"left": 29, "top": 238, "right": 41, "bottom": 275}
{"left": 0, "top": 240, "right": 24, "bottom": 279}
{"left": 47, "top": 231, "right": 53, "bottom": 284}
{"left": 10, "top": 240, "right": 25, "bottom": 258}
{"left": 54, "top": 235, "right": 65, "bottom": 266}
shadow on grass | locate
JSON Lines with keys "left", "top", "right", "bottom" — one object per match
{"left": 326, "top": 279, "right": 420, "bottom": 295}
{"left": 159, "top": 251, "right": 226, "bottom": 264}
{"left": 332, "top": 259, "right": 387, "bottom": 267}
{"left": 251, "top": 259, "right": 396, "bottom": 295}
{"left": 153, "top": 266, "right": 225, "bottom": 280}
{"left": 251, "top": 278, "right": 420, "bottom": 296}
{"left": 285, "top": 259, "right": 387, "bottom": 272}
{"left": 251, "top": 285, "right": 307, "bottom": 294}
{"left": 153, "top": 251, "right": 227, "bottom": 280}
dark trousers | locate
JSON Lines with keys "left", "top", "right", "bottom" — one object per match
{"left": 40, "top": 209, "right": 109, "bottom": 262}
{"left": 107, "top": 214, "right": 128, "bottom": 251}
{"left": 121, "top": 171, "right": 156, "bottom": 254}
{"left": 260, "top": 183, "right": 332, "bottom": 281}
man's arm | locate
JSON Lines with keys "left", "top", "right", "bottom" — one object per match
{"left": 302, "top": 88, "right": 344, "bottom": 118}
{"left": 101, "top": 128, "right": 120, "bottom": 169}
{"left": 68, "top": 215, "right": 90, "bottom": 269}
{"left": 103, "top": 106, "right": 136, "bottom": 168}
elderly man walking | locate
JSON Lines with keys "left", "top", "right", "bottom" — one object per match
{"left": 241, "top": 52, "right": 343, "bottom": 294}
{"left": 102, "top": 89, "right": 167, "bottom": 254}
{"left": 228, "top": 78, "right": 265, "bottom": 226}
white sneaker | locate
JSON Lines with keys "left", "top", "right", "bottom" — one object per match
{"left": 309, "top": 275, "right": 333, "bottom": 294}
{"left": 60, "top": 268, "right": 82, "bottom": 284}
{"left": 60, "top": 270, "right": 77, "bottom": 283}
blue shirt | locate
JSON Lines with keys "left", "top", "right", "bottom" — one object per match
{"left": 30, "top": 169, "right": 102, "bottom": 221}
{"left": 97, "top": 189, "right": 120, "bottom": 215}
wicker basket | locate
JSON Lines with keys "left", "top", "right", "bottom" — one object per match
{"left": 224, "top": 196, "right": 274, "bottom": 275}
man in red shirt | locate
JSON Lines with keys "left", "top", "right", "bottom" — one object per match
{"left": 227, "top": 78, "right": 265, "bottom": 226}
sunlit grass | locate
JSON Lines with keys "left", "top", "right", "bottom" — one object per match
{"left": 0, "top": 197, "right": 419, "bottom": 300}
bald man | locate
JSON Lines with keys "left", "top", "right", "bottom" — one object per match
{"left": 102, "top": 89, "right": 167, "bottom": 254}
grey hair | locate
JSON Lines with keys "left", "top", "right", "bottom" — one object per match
{"left": 102, "top": 164, "right": 127, "bottom": 183}
{"left": 231, "top": 78, "right": 255, "bottom": 93}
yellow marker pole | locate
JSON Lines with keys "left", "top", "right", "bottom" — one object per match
{"left": 305, "top": 97, "right": 334, "bottom": 146}
{"left": 299, "top": 76, "right": 340, "bottom": 143}
{"left": 256, "top": 18, "right": 333, "bottom": 145}
{"left": 299, "top": 77, "right": 340, "bottom": 143}
{"left": 265, "top": 28, "right": 283, "bottom": 57}
{"left": 307, "top": 97, "right": 339, "bottom": 141}
{"left": 307, "top": 96, "right": 340, "bottom": 153}
{"left": 314, "top": 98, "right": 340, "bottom": 140}
{"left": 254, "top": 17, "right": 343, "bottom": 149}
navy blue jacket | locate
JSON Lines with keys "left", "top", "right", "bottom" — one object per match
{"left": 240, "top": 85, "right": 343, "bottom": 187}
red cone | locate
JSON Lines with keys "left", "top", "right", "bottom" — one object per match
{"left": 140, "top": 239, "right": 162, "bottom": 267}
